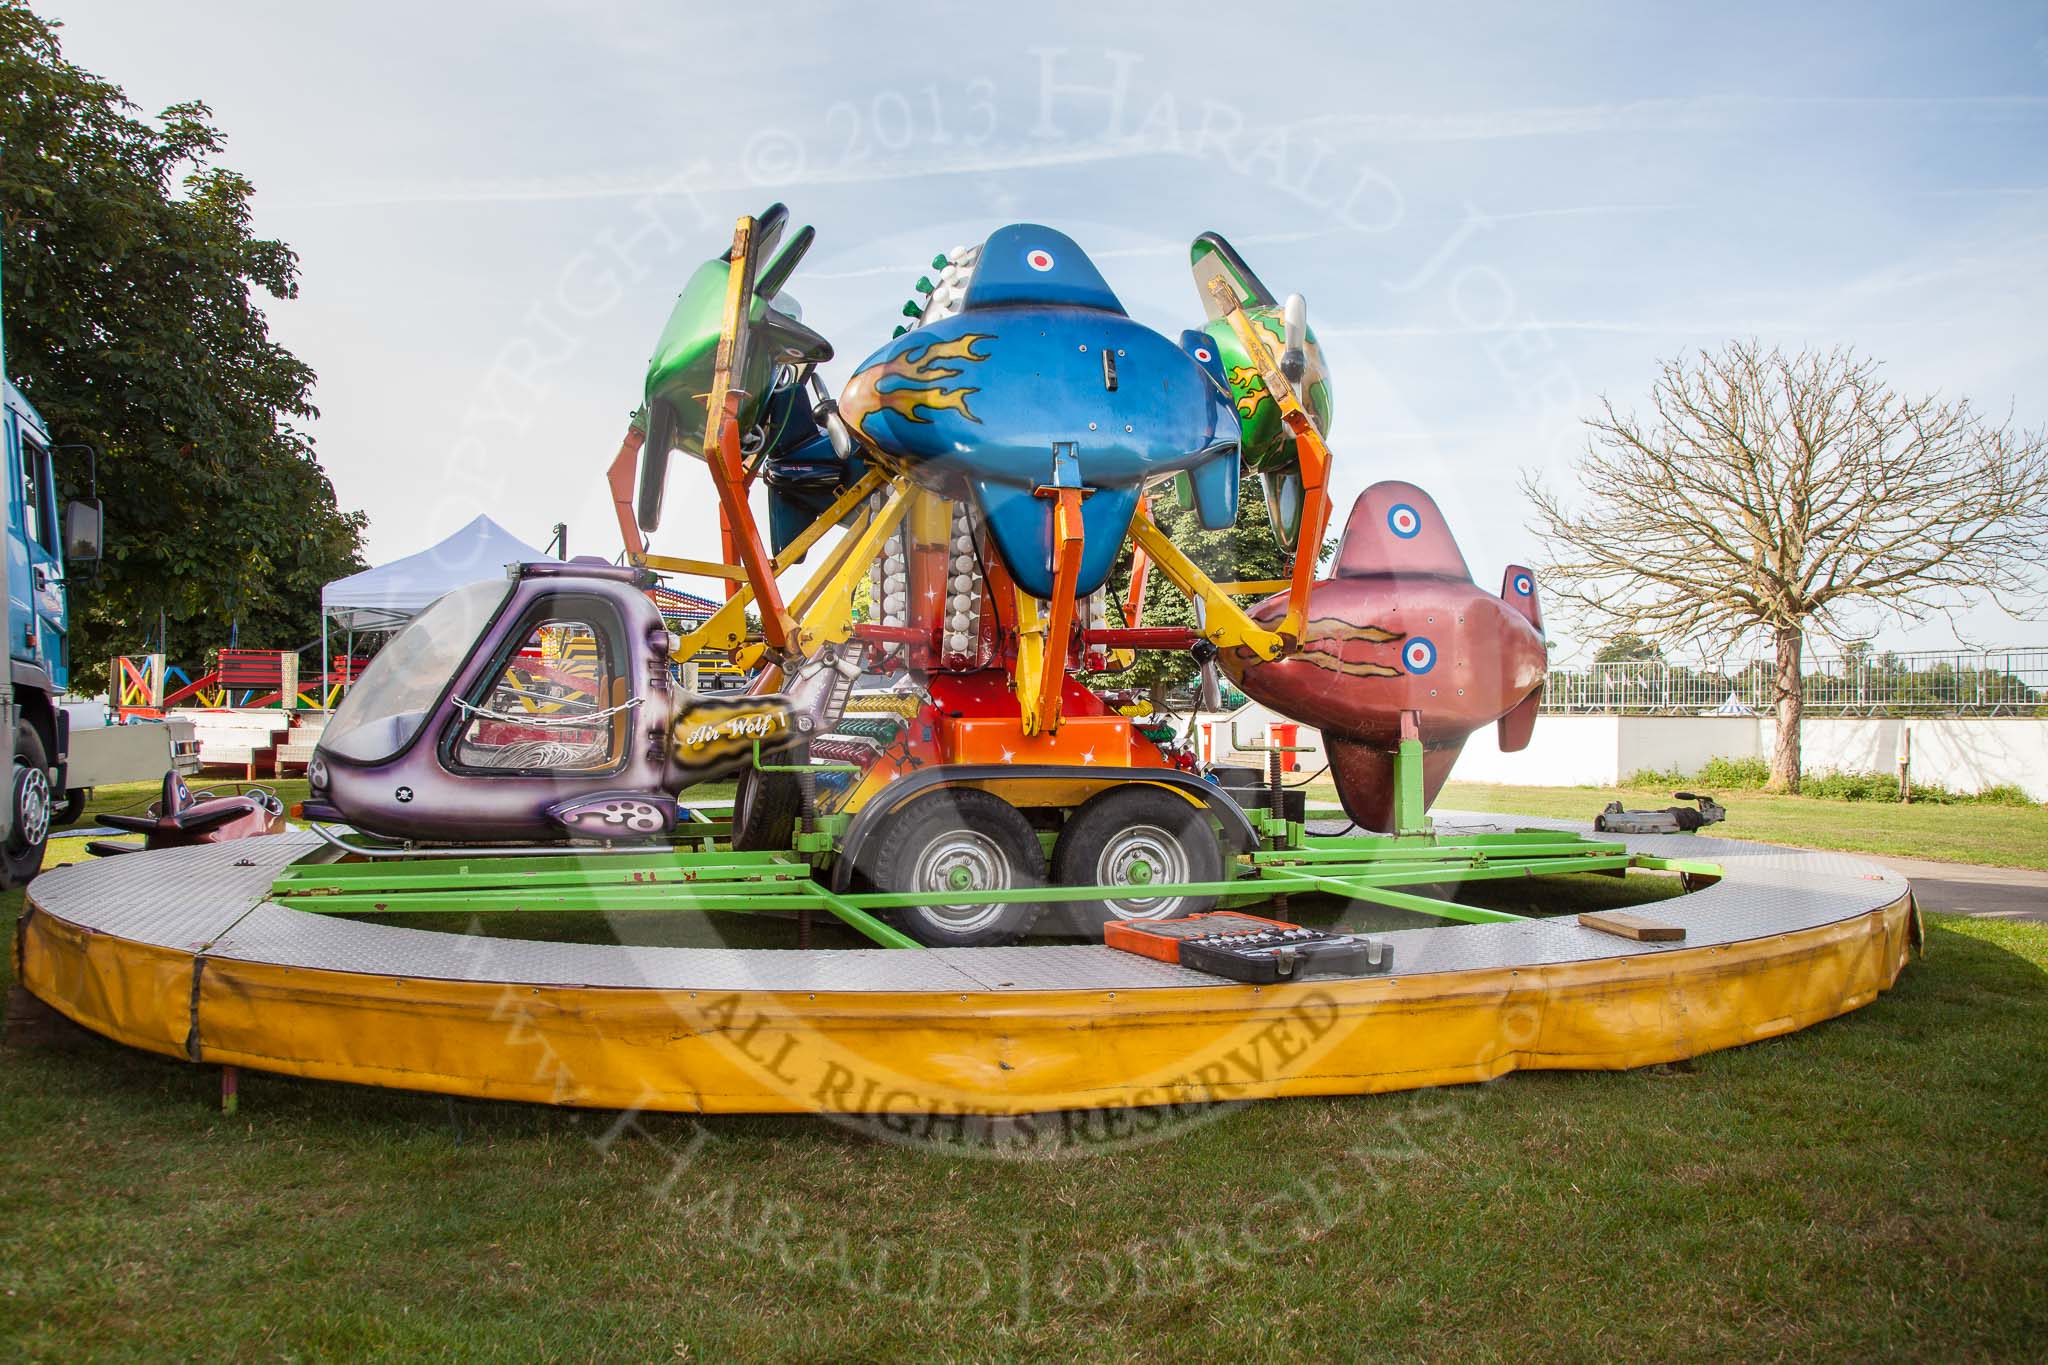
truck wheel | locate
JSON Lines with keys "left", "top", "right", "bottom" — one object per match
{"left": 1051, "top": 786, "right": 1223, "bottom": 933}
{"left": 732, "top": 764, "right": 802, "bottom": 852}
{"left": 0, "top": 724, "right": 53, "bottom": 889}
{"left": 865, "top": 788, "right": 1044, "bottom": 947}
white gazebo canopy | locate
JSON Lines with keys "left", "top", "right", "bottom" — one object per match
{"left": 318, "top": 516, "right": 550, "bottom": 704}
{"left": 321, "top": 515, "right": 548, "bottom": 633}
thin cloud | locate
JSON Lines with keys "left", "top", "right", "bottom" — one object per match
{"left": 1318, "top": 319, "right": 1819, "bottom": 338}
{"left": 1297, "top": 92, "right": 2048, "bottom": 146}
{"left": 286, "top": 137, "right": 1178, "bottom": 210}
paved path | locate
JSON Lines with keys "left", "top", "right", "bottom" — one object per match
{"left": 1866, "top": 856, "right": 2048, "bottom": 923}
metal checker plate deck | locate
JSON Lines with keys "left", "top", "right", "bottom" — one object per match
{"left": 26, "top": 821, "right": 1910, "bottom": 994}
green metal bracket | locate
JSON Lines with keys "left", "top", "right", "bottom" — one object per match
{"left": 1392, "top": 736, "right": 1431, "bottom": 836}
{"left": 752, "top": 737, "right": 859, "bottom": 864}
{"left": 793, "top": 815, "right": 849, "bottom": 854}
{"left": 807, "top": 887, "right": 921, "bottom": 949}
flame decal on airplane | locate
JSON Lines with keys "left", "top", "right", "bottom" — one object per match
{"left": 1235, "top": 619, "right": 1406, "bottom": 678}
{"left": 842, "top": 332, "right": 993, "bottom": 430}
{"left": 1226, "top": 363, "right": 1269, "bottom": 421}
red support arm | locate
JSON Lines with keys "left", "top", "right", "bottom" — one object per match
{"left": 606, "top": 422, "right": 646, "bottom": 560}
{"left": 1081, "top": 627, "right": 1196, "bottom": 650}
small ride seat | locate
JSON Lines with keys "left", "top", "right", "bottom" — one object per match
{"left": 91, "top": 772, "right": 280, "bottom": 855}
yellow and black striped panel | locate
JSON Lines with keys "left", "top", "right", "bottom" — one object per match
{"left": 545, "top": 627, "right": 605, "bottom": 682}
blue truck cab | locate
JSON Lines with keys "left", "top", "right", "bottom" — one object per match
{"left": 0, "top": 247, "right": 106, "bottom": 886}
{"left": 4, "top": 377, "right": 70, "bottom": 698}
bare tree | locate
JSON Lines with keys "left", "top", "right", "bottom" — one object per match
{"left": 1523, "top": 342, "right": 2048, "bottom": 790}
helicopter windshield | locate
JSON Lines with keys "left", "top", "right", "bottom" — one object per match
{"left": 321, "top": 577, "right": 511, "bottom": 763}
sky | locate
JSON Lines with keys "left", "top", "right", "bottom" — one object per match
{"left": 34, "top": 0, "right": 2048, "bottom": 661}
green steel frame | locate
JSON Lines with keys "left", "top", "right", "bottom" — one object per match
{"left": 270, "top": 822, "right": 1694, "bottom": 949}
{"left": 268, "top": 738, "right": 1720, "bottom": 947}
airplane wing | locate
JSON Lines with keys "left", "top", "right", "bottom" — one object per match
{"left": 1190, "top": 231, "right": 1278, "bottom": 323}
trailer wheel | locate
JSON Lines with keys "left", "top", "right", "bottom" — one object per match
{"left": 732, "top": 763, "right": 803, "bottom": 852}
{"left": 1051, "top": 786, "right": 1223, "bottom": 933}
{"left": 865, "top": 788, "right": 1044, "bottom": 947}
{"left": 0, "top": 724, "right": 52, "bottom": 889}
{"left": 53, "top": 788, "right": 87, "bottom": 828}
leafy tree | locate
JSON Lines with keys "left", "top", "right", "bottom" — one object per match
{"left": 0, "top": 4, "right": 365, "bottom": 690}
{"left": 1593, "top": 633, "right": 1663, "bottom": 664}
{"left": 1526, "top": 342, "right": 2048, "bottom": 791}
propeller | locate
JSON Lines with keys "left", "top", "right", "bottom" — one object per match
{"left": 1280, "top": 292, "right": 1308, "bottom": 387}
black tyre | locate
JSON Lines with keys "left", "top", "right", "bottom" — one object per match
{"left": 864, "top": 788, "right": 1044, "bottom": 947}
{"left": 732, "top": 762, "right": 804, "bottom": 852}
{"left": 0, "top": 724, "right": 53, "bottom": 889}
{"left": 1050, "top": 785, "right": 1224, "bottom": 933}
{"left": 53, "top": 788, "right": 87, "bottom": 828}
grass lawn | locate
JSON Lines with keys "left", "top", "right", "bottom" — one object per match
{"left": 4, "top": 853, "right": 2044, "bottom": 1356}
{"left": 1318, "top": 780, "right": 2048, "bottom": 873}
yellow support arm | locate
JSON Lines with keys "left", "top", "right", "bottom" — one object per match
{"left": 770, "top": 467, "right": 890, "bottom": 573}
{"left": 1208, "top": 278, "right": 1333, "bottom": 648}
{"left": 654, "top": 467, "right": 896, "bottom": 666}
{"left": 741, "top": 478, "right": 918, "bottom": 686}
{"left": 1012, "top": 590, "right": 1050, "bottom": 736}
{"left": 636, "top": 554, "right": 748, "bottom": 582}
{"left": 635, "top": 470, "right": 888, "bottom": 581}
{"left": 1127, "top": 509, "right": 1288, "bottom": 661}
{"left": 671, "top": 587, "right": 755, "bottom": 661}
{"left": 787, "top": 477, "right": 916, "bottom": 647}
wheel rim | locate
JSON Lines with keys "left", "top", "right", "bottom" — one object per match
{"left": 13, "top": 764, "right": 50, "bottom": 852}
{"left": 910, "top": 829, "right": 1014, "bottom": 934}
{"left": 1095, "top": 823, "right": 1192, "bottom": 920}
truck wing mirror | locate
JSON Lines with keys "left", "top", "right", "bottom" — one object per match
{"left": 65, "top": 498, "right": 103, "bottom": 564}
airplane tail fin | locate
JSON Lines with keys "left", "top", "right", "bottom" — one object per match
{"left": 1500, "top": 565, "right": 1541, "bottom": 631}
{"left": 1184, "top": 443, "right": 1242, "bottom": 531}
{"left": 1326, "top": 736, "right": 1465, "bottom": 834}
{"left": 1497, "top": 689, "right": 1540, "bottom": 753}
{"left": 1497, "top": 567, "right": 1543, "bottom": 752}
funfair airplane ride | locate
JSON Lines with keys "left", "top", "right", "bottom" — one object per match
{"left": 302, "top": 206, "right": 1553, "bottom": 947}
{"left": 24, "top": 207, "right": 1917, "bottom": 1119}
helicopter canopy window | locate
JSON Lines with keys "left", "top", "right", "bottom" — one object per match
{"left": 320, "top": 578, "right": 511, "bottom": 763}
{"left": 454, "top": 612, "right": 624, "bottom": 772}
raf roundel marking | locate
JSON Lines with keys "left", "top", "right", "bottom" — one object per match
{"left": 1403, "top": 637, "right": 1438, "bottom": 674}
{"left": 1512, "top": 572, "right": 1534, "bottom": 596}
{"left": 1193, "top": 345, "right": 1213, "bottom": 363}
{"left": 1025, "top": 248, "right": 1056, "bottom": 272}
{"left": 1387, "top": 503, "right": 1422, "bottom": 539}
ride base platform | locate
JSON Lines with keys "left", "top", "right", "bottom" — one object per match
{"left": 14, "top": 817, "right": 1917, "bottom": 1116}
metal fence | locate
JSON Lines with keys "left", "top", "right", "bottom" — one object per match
{"left": 1542, "top": 647, "right": 2048, "bottom": 716}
